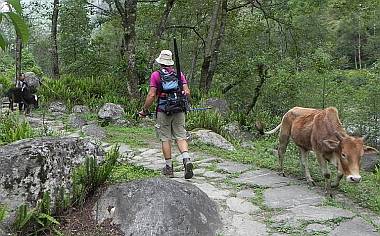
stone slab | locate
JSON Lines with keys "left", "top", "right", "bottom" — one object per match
{"left": 226, "top": 197, "right": 259, "bottom": 214}
{"left": 203, "top": 171, "right": 226, "bottom": 179}
{"left": 329, "top": 217, "right": 378, "bottom": 236}
{"left": 236, "top": 189, "right": 255, "bottom": 199}
{"left": 264, "top": 185, "right": 324, "bottom": 209}
{"left": 273, "top": 205, "right": 354, "bottom": 222}
{"left": 231, "top": 169, "right": 291, "bottom": 188}
{"left": 217, "top": 161, "right": 251, "bottom": 173}
{"left": 306, "top": 223, "right": 332, "bottom": 233}
{"left": 228, "top": 214, "right": 268, "bottom": 236}
{"left": 193, "top": 182, "right": 230, "bottom": 200}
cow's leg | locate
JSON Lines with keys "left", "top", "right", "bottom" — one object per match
{"left": 277, "top": 132, "right": 290, "bottom": 177}
{"left": 18, "top": 102, "right": 23, "bottom": 111}
{"left": 331, "top": 171, "right": 343, "bottom": 188}
{"left": 299, "top": 148, "right": 314, "bottom": 185}
{"left": 316, "top": 153, "right": 332, "bottom": 197}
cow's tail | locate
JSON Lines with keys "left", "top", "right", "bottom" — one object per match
{"left": 264, "top": 123, "right": 282, "bottom": 135}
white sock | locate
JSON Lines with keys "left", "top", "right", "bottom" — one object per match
{"left": 182, "top": 151, "right": 190, "bottom": 160}
{"left": 165, "top": 159, "right": 172, "bottom": 166}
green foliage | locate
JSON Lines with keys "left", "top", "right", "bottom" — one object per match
{"left": 72, "top": 145, "right": 119, "bottom": 206}
{"left": 0, "top": 113, "right": 34, "bottom": 145}
{"left": 38, "top": 76, "right": 141, "bottom": 113}
{"left": 187, "top": 111, "right": 227, "bottom": 136}
{"left": 13, "top": 193, "right": 62, "bottom": 236}
{"left": 0, "top": 0, "right": 29, "bottom": 49}
{"left": 0, "top": 205, "right": 7, "bottom": 222}
{"left": 111, "top": 164, "right": 159, "bottom": 182}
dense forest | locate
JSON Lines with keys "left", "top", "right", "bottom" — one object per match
{"left": 1, "top": 0, "right": 380, "bottom": 146}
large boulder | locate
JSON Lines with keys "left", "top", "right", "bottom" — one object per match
{"left": 49, "top": 101, "right": 67, "bottom": 114}
{"left": 81, "top": 123, "right": 106, "bottom": 141}
{"left": 98, "top": 103, "right": 125, "bottom": 123}
{"left": 72, "top": 105, "right": 90, "bottom": 114}
{"left": 93, "top": 178, "right": 222, "bottom": 236}
{"left": 190, "top": 129, "right": 235, "bottom": 151}
{"left": 361, "top": 153, "right": 380, "bottom": 172}
{"left": 24, "top": 72, "right": 41, "bottom": 91}
{"left": 0, "top": 136, "right": 105, "bottom": 232}
{"left": 202, "top": 98, "right": 229, "bottom": 116}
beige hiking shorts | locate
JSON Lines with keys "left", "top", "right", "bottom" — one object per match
{"left": 155, "top": 112, "right": 187, "bottom": 141}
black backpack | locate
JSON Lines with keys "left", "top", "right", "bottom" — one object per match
{"left": 157, "top": 69, "right": 188, "bottom": 115}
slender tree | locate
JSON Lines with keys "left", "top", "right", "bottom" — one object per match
{"left": 51, "top": 0, "right": 59, "bottom": 79}
{"left": 199, "top": 0, "right": 227, "bottom": 93}
{"left": 114, "top": 0, "right": 138, "bottom": 98}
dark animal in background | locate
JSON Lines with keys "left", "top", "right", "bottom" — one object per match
{"left": 5, "top": 86, "right": 39, "bottom": 114}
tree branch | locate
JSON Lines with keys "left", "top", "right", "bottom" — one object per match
{"left": 166, "top": 25, "right": 206, "bottom": 48}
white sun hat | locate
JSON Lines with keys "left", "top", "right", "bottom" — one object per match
{"left": 155, "top": 50, "right": 175, "bottom": 66}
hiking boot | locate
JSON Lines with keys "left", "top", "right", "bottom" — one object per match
{"left": 183, "top": 158, "right": 194, "bottom": 179}
{"left": 162, "top": 165, "right": 174, "bottom": 178}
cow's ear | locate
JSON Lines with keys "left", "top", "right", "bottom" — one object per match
{"left": 363, "top": 146, "right": 379, "bottom": 155}
{"left": 323, "top": 139, "right": 340, "bottom": 150}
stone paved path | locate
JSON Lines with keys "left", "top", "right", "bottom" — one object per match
{"left": 117, "top": 144, "right": 380, "bottom": 236}
{"left": 3, "top": 109, "right": 379, "bottom": 236}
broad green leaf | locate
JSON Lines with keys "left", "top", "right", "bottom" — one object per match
{"left": 0, "top": 33, "right": 6, "bottom": 49}
{"left": 6, "top": 0, "right": 22, "bottom": 15}
{"left": 5, "top": 12, "right": 29, "bottom": 43}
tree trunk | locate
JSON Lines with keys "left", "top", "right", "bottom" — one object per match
{"left": 148, "top": 0, "right": 176, "bottom": 70}
{"left": 15, "top": 35, "right": 22, "bottom": 81}
{"left": 199, "top": 0, "right": 227, "bottom": 93}
{"left": 114, "top": 0, "right": 139, "bottom": 98}
{"left": 246, "top": 64, "right": 268, "bottom": 116}
{"left": 51, "top": 0, "right": 60, "bottom": 79}
{"left": 188, "top": 41, "right": 199, "bottom": 84}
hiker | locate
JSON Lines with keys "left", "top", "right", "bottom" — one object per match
{"left": 138, "top": 49, "right": 193, "bottom": 179}
{"left": 15, "top": 73, "right": 27, "bottom": 90}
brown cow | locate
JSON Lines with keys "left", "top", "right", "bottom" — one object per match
{"left": 265, "top": 107, "right": 378, "bottom": 196}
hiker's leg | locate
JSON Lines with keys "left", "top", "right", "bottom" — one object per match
{"left": 173, "top": 112, "right": 193, "bottom": 179}
{"left": 156, "top": 112, "right": 174, "bottom": 177}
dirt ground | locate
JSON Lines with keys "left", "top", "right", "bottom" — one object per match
{"left": 57, "top": 187, "right": 123, "bottom": 236}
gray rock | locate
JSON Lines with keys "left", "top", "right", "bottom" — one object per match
{"left": 49, "top": 101, "right": 67, "bottom": 113}
{"left": 231, "top": 169, "right": 291, "bottom": 188}
{"left": 217, "top": 161, "right": 251, "bottom": 173}
{"left": 93, "top": 178, "right": 222, "bottom": 236}
{"left": 23, "top": 72, "right": 41, "bottom": 90}
{"left": 202, "top": 98, "right": 229, "bottom": 116}
{"left": 273, "top": 205, "right": 354, "bottom": 222}
{"left": 191, "top": 129, "right": 235, "bottom": 151}
{"left": 264, "top": 186, "right": 324, "bottom": 209}
{"left": 203, "top": 171, "right": 226, "bottom": 179}
{"left": 222, "top": 122, "right": 254, "bottom": 141}
{"left": 226, "top": 197, "right": 259, "bottom": 214}
{"left": 68, "top": 113, "right": 87, "bottom": 129}
{"left": 81, "top": 124, "right": 106, "bottom": 140}
{"left": 306, "top": 223, "right": 332, "bottom": 233}
{"left": 361, "top": 153, "right": 380, "bottom": 172}
{"left": 228, "top": 214, "right": 268, "bottom": 236}
{"left": 236, "top": 189, "right": 255, "bottom": 199}
{"left": 98, "top": 103, "right": 125, "bottom": 122}
{"left": 72, "top": 105, "right": 90, "bottom": 114}
{"left": 329, "top": 217, "right": 378, "bottom": 236}
{"left": 192, "top": 182, "right": 230, "bottom": 200}
{"left": 0, "top": 137, "right": 104, "bottom": 232}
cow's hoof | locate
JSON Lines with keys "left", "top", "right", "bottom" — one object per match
{"left": 278, "top": 172, "right": 286, "bottom": 177}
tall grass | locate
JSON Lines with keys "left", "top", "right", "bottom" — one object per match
{"left": 0, "top": 113, "right": 34, "bottom": 144}
{"left": 38, "top": 76, "right": 141, "bottom": 115}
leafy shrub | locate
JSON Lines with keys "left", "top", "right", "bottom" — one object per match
{"left": 0, "top": 113, "right": 34, "bottom": 145}
{"left": 13, "top": 193, "right": 62, "bottom": 236}
{"left": 72, "top": 145, "right": 119, "bottom": 206}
